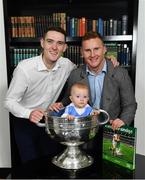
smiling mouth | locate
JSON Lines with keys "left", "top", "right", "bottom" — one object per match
{"left": 50, "top": 52, "right": 58, "bottom": 56}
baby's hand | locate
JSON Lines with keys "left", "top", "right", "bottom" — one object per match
{"left": 66, "top": 115, "right": 75, "bottom": 120}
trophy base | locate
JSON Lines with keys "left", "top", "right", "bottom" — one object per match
{"left": 52, "top": 145, "right": 93, "bottom": 169}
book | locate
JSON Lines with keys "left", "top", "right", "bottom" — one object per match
{"left": 122, "top": 15, "right": 128, "bottom": 35}
{"left": 102, "top": 124, "right": 137, "bottom": 170}
{"left": 113, "top": 19, "right": 118, "bottom": 35}
{"left": 105, "top": 42, "right": 118, "bottom": 59}
{"left": 98, "top": 17, "right": 103, "bottom": 36}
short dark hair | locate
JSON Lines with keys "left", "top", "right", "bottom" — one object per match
{"left": 82, "top": 31, "right": 104, "bottom": 45}
{"left": 43, "top": 26, "right": 67, "bottom": 39}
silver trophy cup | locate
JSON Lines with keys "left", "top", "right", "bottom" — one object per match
{"left": 37, "top": 109, "right": 109, "bottom": 170}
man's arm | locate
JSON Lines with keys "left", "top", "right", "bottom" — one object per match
{"left": 110, "top": 68, "right": 137, "bottom": 130}
{"left": 4, "top": 67, "right": 32, "bottom": 119}
{"left": 4, "top": 68, "right": 45, "bottom": 123}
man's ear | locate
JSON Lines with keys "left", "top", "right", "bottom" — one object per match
{"left": 80, "top": 47, "right": 83, "bottom": 58}
{"left": 63, "top": 43, "right": 68, "bottom": 52}
{"left": 103, "top": 45, "right": 107, "bottom": 55}
{"left": 40, "top": 38, "right": 44, "bottom": 48}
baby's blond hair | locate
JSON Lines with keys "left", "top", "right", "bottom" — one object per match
{"left": 70, "top": 83, "right": 89, "bottom": 95}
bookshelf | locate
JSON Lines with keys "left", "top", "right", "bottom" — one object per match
{"left": 3, "top": 0, "right": 138, "bottom": 165}
{"left": 3, "top": 0, "right": 138, "bottom": 85}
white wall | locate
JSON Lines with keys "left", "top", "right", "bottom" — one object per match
{"left": 135, "top": 0, "right": 145, "bottom": 156}
{"left": 0, "top": 0, "right": 11, "bottom": 167}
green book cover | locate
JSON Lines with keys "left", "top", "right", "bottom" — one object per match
{"left": 105, "top": 42, "right": 118, "bottom": 59}
{"left": 102, "top": 124, "right": 137, "bottom": 170}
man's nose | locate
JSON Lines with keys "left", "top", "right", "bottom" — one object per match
{"left": 52, "top": 42, "right": 57, "bottom": 49}
{"left": 90, "top": 50, "right": 95, "bottom": 57}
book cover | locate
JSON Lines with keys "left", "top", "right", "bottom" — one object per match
{"left": 102, "top": 124, "right": 137, "bottom": 170}
{"left": 105, "top": 42, "right": 118, "bottom": 59}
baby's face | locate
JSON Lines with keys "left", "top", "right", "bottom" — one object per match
{"left": 70, "top": 87, "right": 89, "bottom": 108}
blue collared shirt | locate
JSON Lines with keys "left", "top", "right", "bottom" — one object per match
{"left": 87, "top": 61, "right": 107, "bottom": 109}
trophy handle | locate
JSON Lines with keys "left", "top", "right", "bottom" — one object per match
{"left": 95, "top": 109, "right": 110, "bottom": 125}
{"left": 36, "top": 111, "right": 48, "bottom": 127}
{"left": 36, "top": 108, "right": 65, "bottom": 128}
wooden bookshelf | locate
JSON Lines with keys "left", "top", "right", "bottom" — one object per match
{"left": 3, "top": 0, "right": 138, "bottom": 166}
{"left": 3, "top": 0, "right": 138, "bottom": 84}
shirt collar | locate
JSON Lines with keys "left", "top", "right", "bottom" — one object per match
{"left": 37, "top": 54, "right": 61, "bottom": 72}
{"left": 86, "top": 60, "right": 107, "bottom": 75}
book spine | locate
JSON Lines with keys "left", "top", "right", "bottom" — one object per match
{"left": 109, "top": 18, "right": 113, "bottom": 35}
{"left": 122, "top": 15, "right": 128, "bottom": 35}
{"left": 98, "top": 17, "right": 103, "bottom": 36}
{"left": 113, "top": 19, "right": 117, "bottom": 35}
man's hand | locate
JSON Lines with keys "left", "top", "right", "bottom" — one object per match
{"left": 106, "top": 55, "right": 119, "bottom": 67}
{"left": 48, "top": 102, "right": 64, "bottom": 112}
{"left": 29, "top": 108, "right": 45, "bottom": 124}
{"left": 110, "top": 118, "right": 125, "bottom": 131}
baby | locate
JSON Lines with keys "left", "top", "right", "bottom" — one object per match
{"left": 61, "top": 82, "right": 98, "bottom": 120}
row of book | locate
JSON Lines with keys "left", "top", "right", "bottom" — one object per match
{"left": 9, "top": 46, "right": 82, "bottom": 67}
{"left": 10, "top": 48, "right": 40, "bottom": 66}
{"left": 67, "top": 15, "right": 128, "bottom": 37}
{"left": 105, "top": 43, "right": 131, "bottom": 66}
{"left": 10, "top": 43, "right": 131, "bottom": 67}
{"left": 10, "top": 14, "right": 128, "bottom": 38}
{"left": 63, "top": 45, "right": 83, "bottom": 66}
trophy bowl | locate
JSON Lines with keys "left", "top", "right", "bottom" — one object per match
{"left": 37, "top": 109, "right": 109, "bottom": 170}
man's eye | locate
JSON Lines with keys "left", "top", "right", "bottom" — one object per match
{"left": 46, "top": 40, "right": 53, "bottom": 44}
{"left": 85, "top": 49, "right": 90, "bottom": 52}
{"left": 76, "top": 96, "right": 80, "bottom": 98}
{"left": 84, "top": 96, "right": 87, "bottom": 98}
{"left": 57, "top": 41, "right": 65, "bottom": 46}
{"left": 94, "top": 47, "right": 100, "bottom": 51}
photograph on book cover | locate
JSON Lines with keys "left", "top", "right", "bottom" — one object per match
{"left": 103, "top": 124, "right": 137, "bottom": 170}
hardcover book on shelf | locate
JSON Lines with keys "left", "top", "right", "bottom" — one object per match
{"left": 105, "top": 42, "right": 118, "bottom": 59}
{"left": 102, "top": 124, "right": 137, "bottom": 170}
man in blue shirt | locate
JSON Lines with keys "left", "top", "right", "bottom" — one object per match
{"left": 51, "top": 31, "right": 137, "bottom": 130}
{"left": 49, "top": 31, "right": 137, "bottom": 156}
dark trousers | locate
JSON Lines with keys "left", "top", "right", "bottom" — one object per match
{"left": 10, "top": 114, "right": 64, "bottom": 164}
